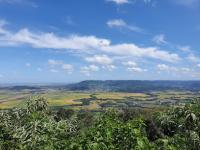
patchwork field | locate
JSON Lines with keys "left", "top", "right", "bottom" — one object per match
{"left": 0, "top": 88, "right": 199, "bottom": 110}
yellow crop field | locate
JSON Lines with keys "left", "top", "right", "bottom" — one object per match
{"left": 95, "top": 92, "right": 148, "bottom": 100}
{"left": 0, "top": 100, "right": 23, "bottom": 109}
{"left": 0, "top": 90, "right": 198, "bottom": 110}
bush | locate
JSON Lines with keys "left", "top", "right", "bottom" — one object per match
{"left": 0, "top": 97, "right": 199, "bottom": 149}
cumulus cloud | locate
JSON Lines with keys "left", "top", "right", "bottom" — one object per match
{"left": 181, "top": 67, "right": 191, "bottom": 72}
{"left": 152, "top": 34, "right": 167, "bottom": 45}
{"left": 48, "top": 59, "right": 73, "bottom": 74}
{"left": 187, "top": 54, "right": 200, "bottom": 63}
{"left": 85, "top": 55, "right": 116, "bottom": 71}
{"left": 123, "top": 61, "right": 137, "bottom": 67}
{"left": 157, "top": 64, "right": 174, "bottom": 71}
{"left": 1, "top": 28, "right": 110, "bottom": 50}
{"left": 106, "top": 0, "right": 130, "bottom": 5}
{"left": 0, "top": 21, "right": 180, "bottom": 63}
{"left": 61, "top": 64, "right": 73, "bottom": 74}
{"left": 102, "top": 65, "right": 116, "bottom": 71}
{"left": 107, "top": 19, "right": 143, "bottom": 33}
{"left": 80, "top": 65, "right": 99, "bottom": 76}
{"left": 127, "top": 67, "right": 146, "bottom": 72}
{"left": 123, "top": 61, "right": 146, "bottom": 72}
{"left": 177, "top": 45, "right": 191, "bottom": 52}
{"left": 85, "top": 55, "right": 113, "bottom": 65}
{"left": 102, "top": 44, "right": 180, "bottom": 63}
{"left": 157, "top": 64, "right": 191, "bottom": 74}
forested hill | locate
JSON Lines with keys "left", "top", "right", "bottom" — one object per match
{"left": 64, "top": 80, "right": 200, "bottom": 92}
{"left": 1, "top": 80, "right": 200, "bottom": 92}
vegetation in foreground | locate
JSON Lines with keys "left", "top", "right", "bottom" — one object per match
{"left": 0, "top": 97, "right": 200, "bottom": 150}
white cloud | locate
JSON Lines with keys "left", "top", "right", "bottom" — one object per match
{"left": 48, "top": 59, "right": 73, "bottom": 74}
{"left": 102, "top": 65, "right": 116, "bottom": 71}
{"left": 0, "top": 19, "right": 9, "bottom": 35}
{"left": 152, "top": 34, "right": 167, "bottom": 45}
{"left": 3, "top": 28, "right": 110, "bottom": 50}
{"left": 25, "top": 63, "right": 31, "bottom": 67}
{"left": 48, "top": 59, "right": 62, "bottom": 66}
{"left": 0, "top": 0, "right": 38, "bottom": 8}
{"left": 0, "top": 74, "right": 3, "bottom": 78}
{"left": 187, "top": 54, "right": 200, "bottom": 63}
{"left": 107, "top": 19, "right": 126, "bottom": 27}
{"left": 102, "top": 44, "right": 180, "bottom": 63}
{"left": 106, "top": 0, "right": 130, "bottom": 5}
{"left": 172, "top": 0, "right": 199, "bottom": 7}
{"left": 85, "top": 55, "right": 113, "bottom": 65}
{"left": 107, "top": 19, "right": 143, "bottom": 33}
{"left": 181, "top": 67, "right": 190, "bottom": 72}
{"left": 123, "top": 61, "right": 137, "bottom": 67}
{"left": 61, "top": 64, "right": 73, "bottom": 74}
{"left": 80, "top": 65, "right": 99, "bottom": 76}
{"left": 157, "top": 64, "right": 180, "bottom": 72}
{"left": 197, "top": 64, "right": 200, "bottom": 67}
{"left": 0, "top": 22, "right": 180, "bottom": 63}
{"left": 107, "top": 0, "right": 155, "bottom": 5}
{"left": 85, "top": 55, "right": 116, "bottom": 71}
{"left": 177, "top": 45, "right": 191, "bottom": 52}
{"left": 127, "top": 67, "right": 147, "bottom": 72}
{"left": 50, "top": 69, "right": 59, "bottom": 73}
{"left": 123, "top": 61, "right": 146, "bottom": 72}
{"left": 157, "top": 64, "right": 171, "bottom": 71}
{"left": 157, "top": 64, "right": 191, "bottom": 74}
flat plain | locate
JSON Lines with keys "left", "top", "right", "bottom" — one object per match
{"left": 0, "top": 88, "right": 199, "bottom": 110}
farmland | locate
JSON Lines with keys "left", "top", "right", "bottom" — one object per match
{"left": 0, "top": 88, "right": 199, "bottom": 110}
{"left": 0, "top": 82, "right": 200, "bottom": 149}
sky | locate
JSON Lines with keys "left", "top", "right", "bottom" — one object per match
{"left": 0, "top": 0, "right": 200, "bottom": 83}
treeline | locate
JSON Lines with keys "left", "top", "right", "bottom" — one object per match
{"left": 0, "top": 97, "right": 200, "bottom": 149}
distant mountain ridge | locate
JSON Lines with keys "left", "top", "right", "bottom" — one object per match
{"left": 1, "top": 80, "right": 200, "bottom": 92}
{"left": 64, "top": 80, "right": 200, "bottom": 92}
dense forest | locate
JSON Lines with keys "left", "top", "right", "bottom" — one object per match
{"left": 0, "top": 96, "right": 199, "bottom": 149}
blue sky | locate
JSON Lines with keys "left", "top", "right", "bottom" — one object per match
{"left": 0, "top": 0, "right": 200, "bottom": 83}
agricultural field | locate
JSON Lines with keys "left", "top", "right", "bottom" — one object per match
{"left": 0, "top": 88, "right": 199, "bottom": 110}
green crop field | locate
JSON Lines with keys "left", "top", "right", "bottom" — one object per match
{"left": 0, "top": 89, "right": 199, "bottom": 110}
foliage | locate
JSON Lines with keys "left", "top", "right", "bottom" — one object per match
{"left": 0, "top": 97, "right": 199, "bottom": 149}
{"left": 72, "top": 110, "right": 154, "bottom": 149}
{"left": 0, "top": 97, "right": 77, "bottom": 149}
{"left": 153, "top": 99, "right": 200, "bottom": 149}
